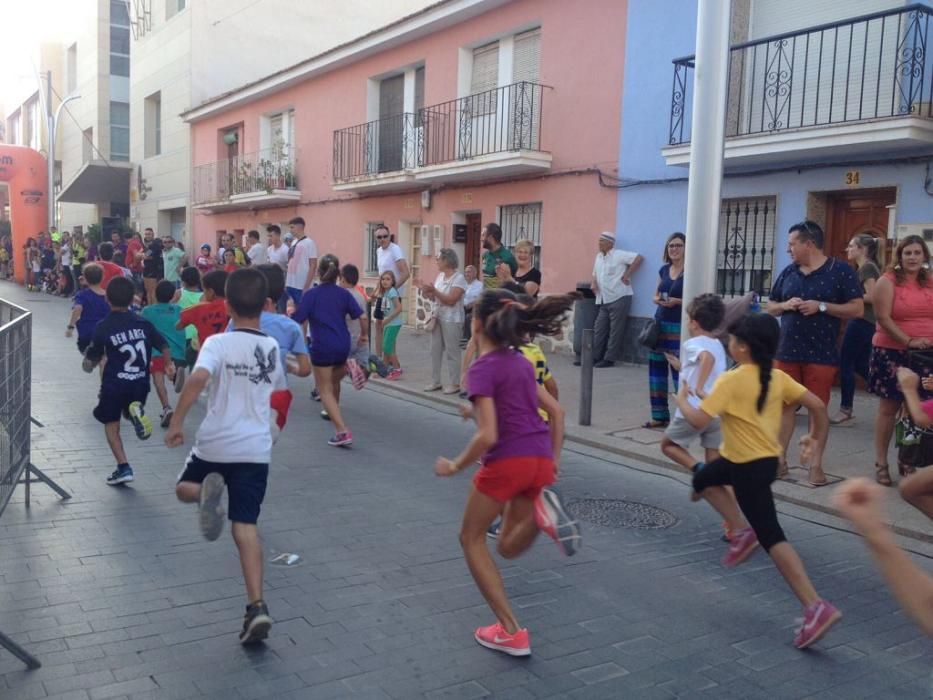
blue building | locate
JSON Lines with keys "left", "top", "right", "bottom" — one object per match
{"left": 616, "top": 0, "right": 933, "bottom": 356}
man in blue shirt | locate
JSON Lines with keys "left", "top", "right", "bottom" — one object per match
{"left": 767, "top": 220, "right": 863, "bottom": 485}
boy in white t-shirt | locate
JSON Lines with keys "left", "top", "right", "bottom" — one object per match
{"left": 661, "top": 293, "right": 727, "bottom": 474}
{"left": 165, "top": 268, "right": 287, "bottom": 645}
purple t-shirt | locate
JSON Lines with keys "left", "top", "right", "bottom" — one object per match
{"left": 73, "top": 288, "right": 110, "bottom": 340}
{"left": 292, "top": 282, "right": 362, "bottom": 363}
{"left": 467, "top": 348, "right": 551, "bottom": 463}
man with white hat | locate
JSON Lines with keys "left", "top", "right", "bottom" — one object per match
{"left": 589, "top": 231, "right": 642, "bottom": 368}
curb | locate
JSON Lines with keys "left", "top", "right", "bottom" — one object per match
{"left": 366, "top": 378, "right": 933, "bottom": 546}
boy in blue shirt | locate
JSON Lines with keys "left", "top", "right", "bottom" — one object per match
{"left": 142, "top": 280, "right": 188, "bottom": 428}
{"left": 66, "top": 263, "right": 109, "bottom": 355}
{"left": 83, "top": 277, "right": 174, "bottom": 485}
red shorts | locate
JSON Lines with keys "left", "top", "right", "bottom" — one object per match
{"left": 774, "top": 361, "right": 835, "bottom": 406}
{"left": 150, "top": 356, "right": 167, "bottom": 374}
{"left": 472, "top": 456, "right": 556, "bottom": 503}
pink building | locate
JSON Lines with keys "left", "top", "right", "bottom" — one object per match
{"left": 183, "top": 0, "right": 627, "bottom": 322}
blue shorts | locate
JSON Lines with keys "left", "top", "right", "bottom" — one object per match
{"left": 286, "top": 286, "right": 303, "bottom": 305}
{"left": 178, "top": 453, "right": 268, "bottom": 525}
{"left": 93, "top": 382, "right": 149, "bottom": 424}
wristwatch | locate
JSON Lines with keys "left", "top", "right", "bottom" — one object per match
{"left": 67, "top": 325, "right": 75, "bottom": 329}
{"left": 818, "top": 302, "right": 827, "bottom": 313}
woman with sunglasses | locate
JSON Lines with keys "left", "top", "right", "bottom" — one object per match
{"left": 645, "top": 232, "right": 685, "bottom": 429}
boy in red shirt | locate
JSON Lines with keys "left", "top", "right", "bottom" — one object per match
{"left": 177, "top": 270, "right": 229, "bottom": 349}
{"left": 95, "top": 242, "right": 126, "bottom": 289}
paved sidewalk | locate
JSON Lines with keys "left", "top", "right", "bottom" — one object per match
{"left": 0, "top": 281, "right": 931, "bottom": 699}
{"left": 372, "top": 327, "right": 933, "bottom": 542}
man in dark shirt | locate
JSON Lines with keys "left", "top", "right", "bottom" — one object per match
{"left": 84, "top": 276, "right": 173, "bottom": 486}
{"left": 142, "top": 227, "right": 164, "bottom": 306}
{"left": 767, "top": 220, "right": 863, "bottom": 484}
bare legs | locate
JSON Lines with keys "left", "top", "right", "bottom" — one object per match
{"left": 874, "top": 398, "right": 898, "bottom": 479}
{"left": 900, "top": 469, "right": 933, "bottom": 518}
{"left": 314, "top": 365, "right": 349, "bottom": 433}
{"left": 176, "top": 481, "right": 264, "bottom": 603}
{"left": 104, "top": 421, "right": 128, "bottom": 464}
{"left": 459, "top": 487, "right": 538, "bottom": 635}
{"left": 152, "top": 371, "right": 171, "bottom": 411}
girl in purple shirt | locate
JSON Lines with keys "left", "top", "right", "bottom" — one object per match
{"left": 434, "top": 288, "right": 581, "bottom": 658}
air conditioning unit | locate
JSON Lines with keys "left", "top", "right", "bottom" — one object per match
{"left": 895, "top": 223, "right": 933, "bottom": 241}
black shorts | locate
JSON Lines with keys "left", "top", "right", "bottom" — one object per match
{"left": 93, "top": 382, "right": 150, "bottom": 424}
{"left": 178, "top": 453, "right": 268, "bottom": 525}
{"left": 77, "top": 337, "right": 92, "bottom": 354}
{"left": 311, "top": 355, "right": 349, "bottom": 368}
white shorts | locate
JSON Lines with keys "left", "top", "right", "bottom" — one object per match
{"left": 664, "top": 415, "right": 721, "bottom": 450}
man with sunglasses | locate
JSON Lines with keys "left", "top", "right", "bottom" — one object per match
{"left": 375, "top": 225, "right": 410, "bottom": 291}
{"left": 285, "top": 216, "right": 318, "bottom": 305}
{"left": 767, "top": 220, "right": 863, "bottom": 485}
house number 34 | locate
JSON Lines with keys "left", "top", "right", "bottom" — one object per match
{"left": 845, "top": 171, "right": 860, "bottom": 186}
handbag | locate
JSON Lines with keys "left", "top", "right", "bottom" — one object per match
{"left": 896, "top": 413, "right": 933, "bottom": 470}
{"left": 637, "top": 318, "right": 661, "bottom": 349}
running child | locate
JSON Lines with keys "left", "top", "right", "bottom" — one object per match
{"left": 177, "top": 269, "right": 229, "bottom": 350}
{"left": 82, "top": 276, "right": 173, "bottom": 485}
{"left": 339, "top": 263, "right": 385, "bottom": 387}
{"left": 175, "top": 266, "right": 203, "bottom": 390}
{"left": 66, "top": 263, "right": 109, "bottom": 355}
{"left": 141, "top": 280, "right": 188, "bottom": 428}
{"left": 435, "top": 288, "right": 581, "bottom": 657}
{"left": 376, "top": 270, "right": 403, "bottom": 379}
{"left": 165, "top": 268, "right": 286, "bottom": 644}
{"left": 292, "top": 254, "right": 366, "bottom": 447}
{"left": 893, "top": 366, "right": 933, "bottom": 519}
{"left": 675, "top": 312, "right": 841, "bottom": 649}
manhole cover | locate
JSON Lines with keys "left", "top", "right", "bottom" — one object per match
{"left": 567, "top": 498, "right": 678, "bottom": 530}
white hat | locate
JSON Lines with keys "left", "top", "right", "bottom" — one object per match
{"left": 599, "top": 231, "right": 616, "bottom": 243}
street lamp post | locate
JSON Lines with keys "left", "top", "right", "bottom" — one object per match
{"left": 681, "top": 0, "right": 732, "bottom": 343}
{"left": 47, "top": 92, "right": 81, "bottom": 232}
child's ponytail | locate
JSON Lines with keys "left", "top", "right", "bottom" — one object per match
{"left": 727, "top": 313, "right": 780, "bottom": 413}
{"left": 474, "top": 288, "right": 579, "bottom": 348}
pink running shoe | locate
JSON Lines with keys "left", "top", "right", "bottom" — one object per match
{"left": 474, "top": 622, "right": 530, "bottom": 657}
{"left": 387, "top": 368, "right": 402, "bottom": 381}
{"left": 328, "top": 431, "right": 353, "bottom": 447}
{"left": 533, "top": 488, "right": 582, "bottom": 556}
{"left": 794, "top": 600, "right": 841, "bottom": 649}
{"left": 346, "top": 359, "right": 367, "bottom": 390}
{"left": 721, "top": 527, "right": 759, "bottom": 568}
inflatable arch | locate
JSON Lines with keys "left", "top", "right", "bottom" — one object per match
{"left": 0, "top": 145, "right": 48, "bottom": 284}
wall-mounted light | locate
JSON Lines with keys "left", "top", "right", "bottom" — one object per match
{"left": 222, "top": 131, "right": 238, "bottom": 146}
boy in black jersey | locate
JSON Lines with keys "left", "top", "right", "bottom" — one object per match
{"left": 83, "top": 277, "right": 174, "bottom": 485}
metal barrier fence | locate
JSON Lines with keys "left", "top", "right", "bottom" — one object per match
{"left": 0, "top": 297, "right": 71, "bottom": 670}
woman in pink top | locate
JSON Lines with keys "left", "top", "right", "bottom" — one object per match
{"left": 869, "top": 235, "right": 933, "bottom": 486}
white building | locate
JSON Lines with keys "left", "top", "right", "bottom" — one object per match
{"left": 128, "top": 0, "right": 437, "bottom": 245}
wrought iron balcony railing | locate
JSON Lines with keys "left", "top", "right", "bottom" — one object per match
{"left": 333, "top": 81, "right": 548, "bottom": 181}
{"left": 193, "top": 145, "right": 299, "bottom": 206}
{"left": 669, "top": 4, "right": 933, "bottom": 145}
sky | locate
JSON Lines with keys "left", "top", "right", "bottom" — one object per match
{"left": 0, "top": 0, "right": 85, "bottom": 113}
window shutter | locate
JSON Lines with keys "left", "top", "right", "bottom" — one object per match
{"left": 471, "top": 42, "right": 499, "bottom": 95}
{"left": 512, "top": 28, "right": 541, "bottom": 84}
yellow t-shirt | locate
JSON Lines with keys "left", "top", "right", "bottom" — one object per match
{"left": 519, "top": 343, "right": 553, "bottom": 422}
{"left": 699, "top": 364, "right": 807, "bottom": 463}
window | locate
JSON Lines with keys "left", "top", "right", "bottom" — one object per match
{"left": 499, "top": 203, "right": 542, "bottom": 267}
{"left": 716, "top": 196, "right": 777, "bottom": 298}
{"left": 166, "top": 0, "right": 186, "bottom": 20}
{"left": 8, "top": 114, "right": 19, "bottom": 145}
{"left": 266, "top": 109, "right": 295, "bottom": 161}
{"left": 512, "top": 28, "right": 541, "bottom": 83}
{"left": 365, "top": 221, "right": 385, "bottom": 274}
{"left": 470, "top": 41, "right": 499, "bottom": 115}
{"left": 110, "top": 102, "right": 130, "bottom": 161}
{"left": 23, "top": 98, "right": 39, "bottom": 151}
{"left": 145, "top": 91, "right": 161, "bottom": 157}
{"left": 82, "top": 127, "right": 93, "bottom": 163}
{"left": 67, "top": 44, "right": 77, "bottom": 93}
{"left": 110, "top": 1, "right": 130, "bottom": 78}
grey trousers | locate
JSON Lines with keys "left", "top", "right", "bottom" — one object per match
{"left": 432, "top": 320, "right": 463, "bottom": 386}
{"left": 594, "top": 295, "right": 632, "bottom": 362}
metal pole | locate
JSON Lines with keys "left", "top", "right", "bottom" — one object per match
{"left": 579, "top": 328, "right": 594, "bottom": 426}
{"left": 681, "top": 0, "right": 732, "bottom": 344}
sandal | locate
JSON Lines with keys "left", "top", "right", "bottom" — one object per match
{"left": 898, "top": 462, "right": 917, "bottom": 478}
{"left": 807, "top": 466, "right": 828, "bottom": 487}
{"left": 829, "top": 410, "right": 854, "bottom": 425}
{"left": 642, "top": 420, "right": 669, "bottom": 429}
{"left": 875, "top": 463, "right": 893, "bottom": 487}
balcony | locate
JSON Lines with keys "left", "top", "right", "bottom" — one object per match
{"left": 663, "top": 5, "right": 933, "bottom": 167}
{"left": 193, "top": 146, "right": 301, "bottom": 212}
{"left": 332, "top": 81, "right": 552, "bottom": 192}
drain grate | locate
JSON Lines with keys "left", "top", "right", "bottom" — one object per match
{"left": 567, "top": 498, "right": 678, "bottom": 530}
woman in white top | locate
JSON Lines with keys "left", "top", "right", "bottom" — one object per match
{"left": 420, "top": 248, "right": 467, "bottom": 394}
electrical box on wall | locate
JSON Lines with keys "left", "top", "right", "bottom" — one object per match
{"left": 453, "top": 224, "right": 467, "bottom": 243}
{"left": 896, "top": 224, "right": 933, "bottom": 241}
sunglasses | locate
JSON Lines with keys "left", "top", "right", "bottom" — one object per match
{"left": 668, "top": 243, "right": 684, "bottom": 248}
{"left": 376, "top": 235, "right": 388, "bottom": 240}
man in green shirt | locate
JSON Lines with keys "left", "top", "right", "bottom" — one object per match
{"left": 161, "top": 236, "right": 186, "bottom": 289}
{"left": 481, "top": 223, "right": 517, "bottom": 289}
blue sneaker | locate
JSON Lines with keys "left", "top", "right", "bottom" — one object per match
{"left": 106, "top": 465, "right": 134, "bottom": 486}
{"left": 486, "top": 520, "right": 501, "bottom": 539}
{"left": 368, "top": 354, "right": 389, "bottom": 378}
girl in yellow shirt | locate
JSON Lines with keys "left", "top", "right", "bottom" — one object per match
{"left": 676, "top": 312, "right": 841, "bottom": 650}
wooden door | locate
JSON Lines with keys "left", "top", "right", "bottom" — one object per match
{"left": 465, "top": 213, "right": 482, "bottom": 271}
{"left": 824, "top": 188, "right": 895, "bottom": 264}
